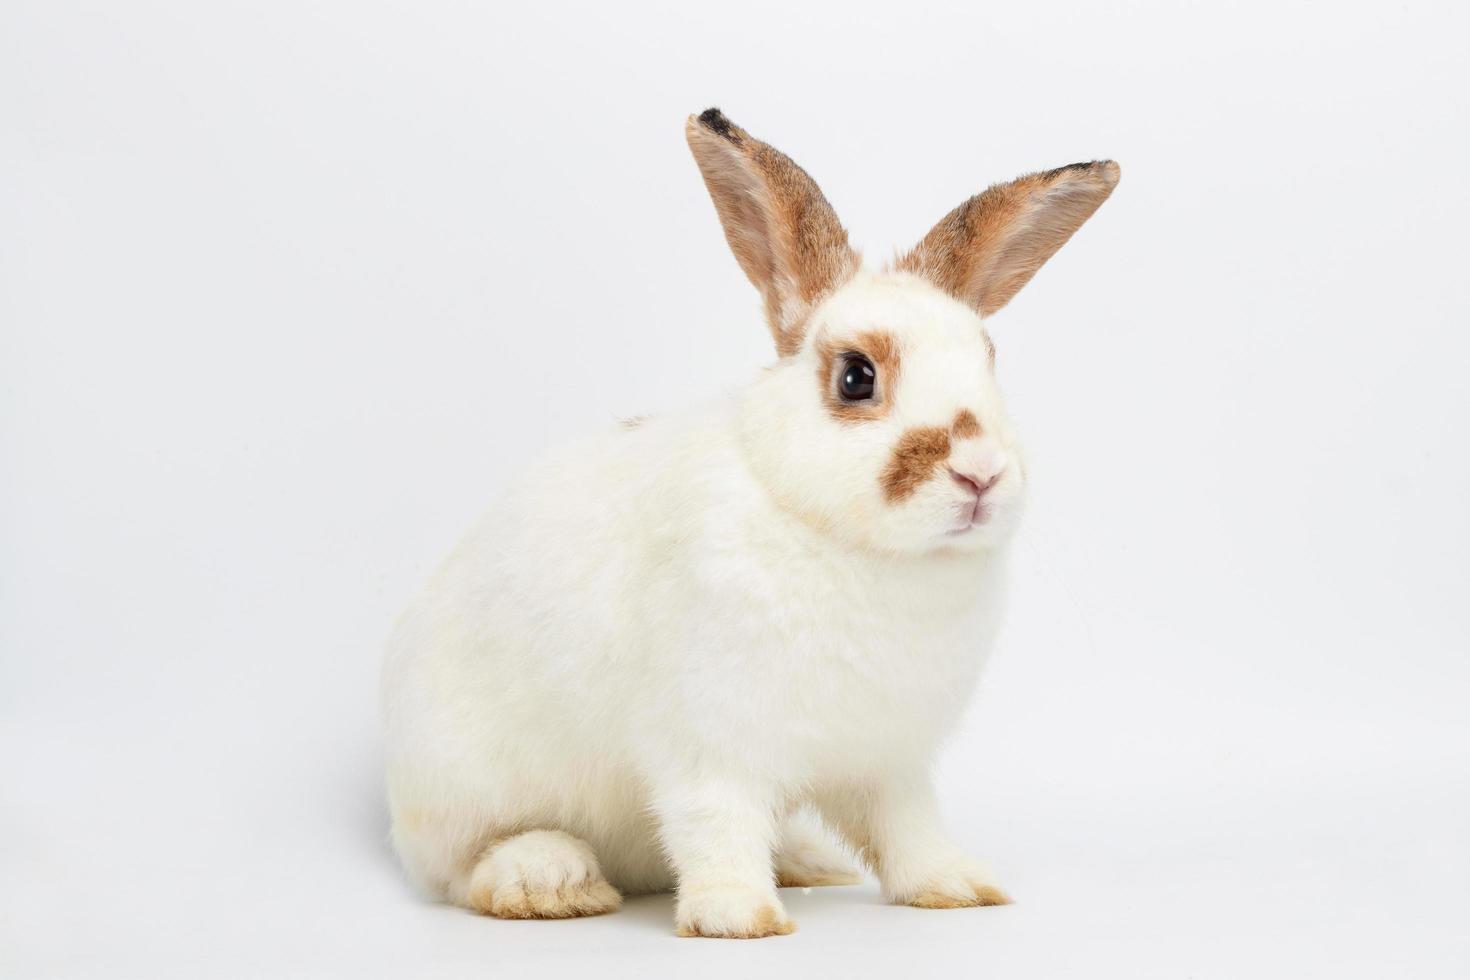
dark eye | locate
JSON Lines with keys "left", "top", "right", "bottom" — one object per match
{"left": 838, "top": 355, "right": 876, "bottom": 401}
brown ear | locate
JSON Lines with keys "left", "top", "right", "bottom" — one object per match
{"left": 686, "top": 108, "right": 860, "bottom": 356}
{"left": 897, "top": 161, "right": 1120, "bottom": 317}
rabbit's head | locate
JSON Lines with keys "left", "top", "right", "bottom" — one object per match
{"left": 688, "top": 109, "right": 1118, "bottom": 555}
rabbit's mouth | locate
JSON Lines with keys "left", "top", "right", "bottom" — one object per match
{"left": 947, "top": 500, "right": 993, "bottom": 535}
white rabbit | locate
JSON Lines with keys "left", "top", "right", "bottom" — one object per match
{"left": 381, "top": 108, "right": 1118, "bottom": 938}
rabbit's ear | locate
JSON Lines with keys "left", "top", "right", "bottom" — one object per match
{"left": 687, "top": 109, "right": 859, "bottom": 356}
{"left": 897, "top": 161, "right": 1119, "bottom": 318}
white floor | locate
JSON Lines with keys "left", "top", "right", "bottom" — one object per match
{"left": 5, "top": 627, "right": 1465, "bottom": 979}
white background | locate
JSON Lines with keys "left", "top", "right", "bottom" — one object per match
{"left": 3, "top": 2, "right": 1467, "bottom": 977}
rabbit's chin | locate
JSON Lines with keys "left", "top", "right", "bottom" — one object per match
{"left": 929, "top": 511, "right": 1023, "bottom": 556}
{"left": 828, "top": 495, "right": 1025, "bottom": 558}
{"left": 953, "top": 482, "right": 1027, "bottom": 549}
{"left": 935, "top": 514, "right": 1021, "bottom": 554}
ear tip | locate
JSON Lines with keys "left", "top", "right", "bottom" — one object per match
{"left": 1046, "top": 159, "right": 1121, "bottom": 187}
{"left": 688, "top": 107, "right": 741, "bottom": 144}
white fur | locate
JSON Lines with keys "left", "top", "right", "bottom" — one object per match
{"left": 382, "top": 271, "right": 1022, "bottom": 935}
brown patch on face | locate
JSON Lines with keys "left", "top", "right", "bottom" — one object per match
{"left": 895, "top": 160, "right": 1120, "bottom": 317}
{"left": 951, "top": 409, "right": 981, "bottom": 439}
{"left": 881, "top": 426, "right": 951, "bottom": 503}
{"left": 619, "top": 415, "right": 648, "bottom": 430}
{"left": 687, "top": 109, "right": 860, "bottom": 356}
{"left": 816, "top": 329, "right": 902, "bottom": 424}
{"left": 856, "top": 329, "right": 901, "bottom": 379}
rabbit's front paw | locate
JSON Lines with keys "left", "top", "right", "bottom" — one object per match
{"left": 897, "top": 871, "right": 1012, "bottom": 909}
{"left": 675, "top": 885, "right": 795, "bottom": 939}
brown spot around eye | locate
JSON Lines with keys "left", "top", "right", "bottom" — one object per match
{"left": 952, "top": 409, "right": 982, "bottom": 439}
{"left": 881, "top": 426, "right": 951, "bottom": 503}
{"left": 816, "top": 329, "right": 903, "bottom": 424}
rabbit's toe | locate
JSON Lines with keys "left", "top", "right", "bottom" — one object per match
{"left": 901, "top": 873, "right": 1012, "bottom": 909}
{"left": 675, "top": 885, "right": 795, "bottom": 938}
{"left": 465, "top": 829, "right": 622, "bottom": 919}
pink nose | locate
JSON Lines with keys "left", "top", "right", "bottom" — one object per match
{"left": 949, "top": 467, "right": 1002, "bottom": 499}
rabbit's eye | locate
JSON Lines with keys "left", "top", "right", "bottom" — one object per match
{"left": 839, "top": 355, "right": 876, "bottom": 401}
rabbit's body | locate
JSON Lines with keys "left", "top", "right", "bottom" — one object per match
{"left": 383, "top": 109, "right": 1117, "bottom": 936}
{"left": 384, "top": 392, "right": 1009, "bottom": 903}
